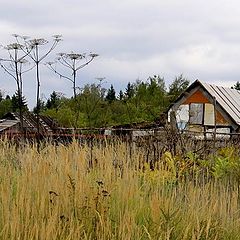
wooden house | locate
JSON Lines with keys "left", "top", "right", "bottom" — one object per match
{"left": 168, "top": 80, "right": 240, "bottom": 138}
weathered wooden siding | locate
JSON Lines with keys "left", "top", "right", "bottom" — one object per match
{"left": 183, "top": 89, "right": 209, "bottom": 104}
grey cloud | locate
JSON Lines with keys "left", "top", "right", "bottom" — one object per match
{"left": 0, "top": 0, "right": 240, "bottom": 108}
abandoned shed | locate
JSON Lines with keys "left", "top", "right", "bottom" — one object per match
{"left": 0, "top": 112, "right": 61, "bottom": 136}
{"left": 168, "top": 80, "right": 240, "bottom": 138}
{"left": 0, "top": 119, "right": 20, "bottom": 135}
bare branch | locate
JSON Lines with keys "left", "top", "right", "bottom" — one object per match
{"left": 57, "top": 55, "right": 73, "bottom": 69}
{"left": 76, "top": 55, "right": 97, "bottom": 71}
{"left": 0, "top": 62, "right": 17, "bottom": 81}
{"left": 46, "top": 62, "right": 73, "bottom": 83}
{"left": 39, "top": 36, "right": 62, "bottom": 62}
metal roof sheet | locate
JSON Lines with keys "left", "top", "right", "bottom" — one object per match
{"left": 0, "top": 120, "right": 19, "bottom": 132}
{"left": 201, "top": 81, "right": 240, "bottom": 125}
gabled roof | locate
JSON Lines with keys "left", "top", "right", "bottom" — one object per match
{"left": 200, "top": 81, "right": 240, "bottom": 125}
{"left": 171, "top": 80, "right": 240, "bottom": 126}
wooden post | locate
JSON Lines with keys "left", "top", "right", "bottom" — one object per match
{"left": 213, "top": 96, "right": 217, "bottom": 151}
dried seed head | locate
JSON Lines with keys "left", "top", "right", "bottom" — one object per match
{"left": 53, "top": 34, "right": 62, "bottom": 41}
{"left": 49, "top": 190, "right": 59, "bottom": 196}
{"left": 89, "top": 53, "right": 98, "bottom": 58}
{"left": 29, "top": 38, "right": 48, "bottom": 46}
{"left": 102, "top": 190, "right": 109, "bottom": 197}
{"left": 67, "top": 53, "right": 84, "bottom": 60}
{"left": 96, "top": 180, "right": 104, "bottom": 186}
{"left": 7, "top": 43, "right": 23, "bottom": 50}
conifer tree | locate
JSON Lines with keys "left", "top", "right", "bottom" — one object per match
{"left": 105, "top": 84, "right": 116, "bottom": 102}
{"left": 119, "top": 90, "right": 124, "bottom": 100}
{"left": 11, "top": 91, "right": 28, "bottom": 112}
{"left": 125, "top": 82, "right": 135, "bottom": 99}
{"left": 232, "top": 81, "right": 240, "bottom": 91}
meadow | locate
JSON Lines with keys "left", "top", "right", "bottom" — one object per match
{"left": 0, "top": 138, "right": 239, "bottom": 239}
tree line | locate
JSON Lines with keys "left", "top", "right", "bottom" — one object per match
{"left": 0, "top": 74, "right": 190, "bottom": 127}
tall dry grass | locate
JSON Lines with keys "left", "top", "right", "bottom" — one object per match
{"left": 0, "top": 140, "right": 239, "bottom": 239}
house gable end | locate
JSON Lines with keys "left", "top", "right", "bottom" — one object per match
{"left": 168, "top": 80, "right": 238, "bottom": 129}
{"left": 183, "top": 89, "right": 210, "bottom": 104}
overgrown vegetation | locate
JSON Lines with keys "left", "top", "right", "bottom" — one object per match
{"left": 40, "top": 74, "right": 189, "bottom": 127}
{"left": 0, "top": 138, "right": 239, "bottom": 239}
{"left": 0, "top": 72, "right": 190, "bottom": 128}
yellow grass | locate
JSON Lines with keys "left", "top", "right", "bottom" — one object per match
{"left": 0, "top": 140, "right": 238, "bottom": 239}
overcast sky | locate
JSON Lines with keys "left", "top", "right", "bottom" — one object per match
{"left": 1, "top": 0, "right": 240, "bottom": 108}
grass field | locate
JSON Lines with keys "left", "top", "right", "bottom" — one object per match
{"left": 0, "top": 139, "right": 239, "bottom": 239}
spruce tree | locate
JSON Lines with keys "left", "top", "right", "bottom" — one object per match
{"left": 105, "top": 84, "right": 116, "bottom": 102}
{"left": 125, "top": 82, "right": 135, "bottom": 99}
{"left": 11, "top": 91, "right": 28, "bottom": 112}
{"left": 119, "top": 90, "right": 124, "bottom": 100}
{"left": 46, "top": 91, "right": 60, "bottom": 109}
